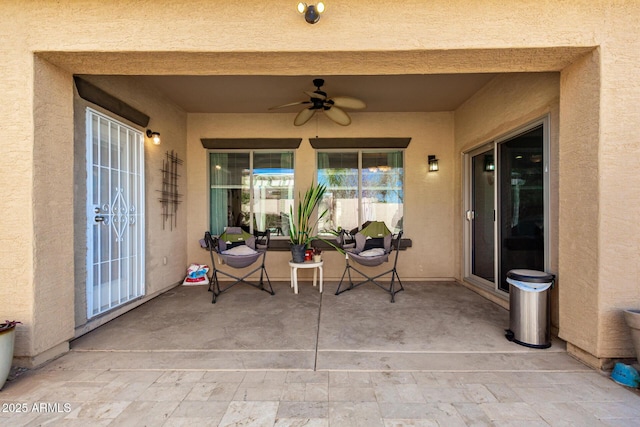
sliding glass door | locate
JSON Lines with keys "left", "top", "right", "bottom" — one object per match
{"left": 467, "top": 145, "right": 495, "bottom": 285}
{"left": 465, "top": 119, "right": 549, "bottom": 294}
{"left": 498, "top": 125, "right": 546, "bottom": 291}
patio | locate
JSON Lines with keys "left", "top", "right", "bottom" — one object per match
{"left": 1, "top": 281, "right": 639, "bottom": 425}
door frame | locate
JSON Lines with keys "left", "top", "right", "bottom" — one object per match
{"left": 463, "top": 116, "right": 551, "bottom": 296}
{"left": 85, "top": 107, "right": 146, "bottom": 319}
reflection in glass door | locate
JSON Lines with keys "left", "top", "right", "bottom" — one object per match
{"left": 469, "top": 147, "right": 495, "bottom": 283}
{"left": 498, "top": 125, "right": 545, "bottom": 291}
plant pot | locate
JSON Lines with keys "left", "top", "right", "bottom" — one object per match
{"left": 313, "top": 255, "right": 322, "bottom": 263}
{"left": 0, "top": 322, "right": 17, "bottom": 390}
{"left": 290, "top": 244, "right": 306, "bottom": 263}
{"left": 624, "top": 309, "right": 640, "bottom": 362}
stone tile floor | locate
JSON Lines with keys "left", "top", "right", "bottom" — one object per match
{"left": 1, "top": 281, "right": 639, "bottom": 426}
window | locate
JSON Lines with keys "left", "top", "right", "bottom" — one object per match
{"left": 317, "top": 150, "right": 404, "bottom": 233}
{"left": 209, "top": 151, "right": 294, "bottom": 236}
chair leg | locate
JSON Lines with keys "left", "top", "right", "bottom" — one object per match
{"left": 260, "top": 265, "right": 275, "bottom": 296}
{"left": 335, "top": 262, "right": 354, "bottom": 295}
{"left": 388, "top": 268, "right": 404, "bottom": 303}
{"left": 211, "top": 271, "right": 221, "bottom": 304}
{"left": 336, "top": 264, "right": 404, "bottom": 302}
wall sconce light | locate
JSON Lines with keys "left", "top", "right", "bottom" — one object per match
{"left": 428, "top": 155, "right": 439, "bottom": 172}
{"left": 146, "top": 129, "right": 161, "bottom": 145}
{"left": 297, "top": 2, "right": 325, "bottom": 24}
{"left": 484, "top": 154, "right": 495, "bottom": 172}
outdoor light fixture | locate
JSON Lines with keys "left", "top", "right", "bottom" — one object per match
{"left": 484, "top": 154, "right": 495, "bottom": 172}
{"left": 146, "top": 129, "right": 161, "bottom": 145}
{"left": 428, "top": 155, "right": 439, "bottom": 172}
{"left": 297, "top": 2, "right": 325, "bottom": 24}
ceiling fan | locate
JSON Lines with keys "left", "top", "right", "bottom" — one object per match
{"left": 269, "top": 78, "right": 366, "bottom": 126}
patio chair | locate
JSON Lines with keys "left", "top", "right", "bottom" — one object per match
{"left": 335, "top": 221, "right": 404, "bottom": 302}
{"left": 203, "top": 227, "right": 274, "bottom": 303}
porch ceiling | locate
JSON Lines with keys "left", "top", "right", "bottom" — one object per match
{"left": 42, "top": 47, "right": 594, "bottom": 114}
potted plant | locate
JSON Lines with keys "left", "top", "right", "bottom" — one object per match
{"left": 313, "top": 247, "right": 322, "bottom": 262}
{"left": 0, "top": 320, "right": 20, "bottom": 390}
{"left": 289, "top": 182, "right": 328, "bottom": 263}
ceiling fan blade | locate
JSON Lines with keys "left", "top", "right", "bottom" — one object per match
{"left": 330, "top": 96, "right": 366, "bottom": 110}
{"left": 294, "top": 108, "right": 317, "bottom": 126}
{"left": 268, "top": 100, "right": 311, "bottom": 110}
{"left": 304, "top": 91, "right": 326, "bottom": 100}
{"left": 324, "top": 106, "right": 351, "bottom": 126}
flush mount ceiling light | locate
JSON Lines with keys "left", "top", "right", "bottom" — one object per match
{"left": 146, "top": 129, "right": 161, "bottom": 145}
{"left": 297, "top": 2, "right": 325, "bottom": 24}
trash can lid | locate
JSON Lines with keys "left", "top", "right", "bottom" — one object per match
{"left": 506, "top": 269, "right": 555, "bottom": 283}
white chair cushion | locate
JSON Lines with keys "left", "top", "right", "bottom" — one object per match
{"left": 358, "top": 248, "right": 385, "bottom": 257}
{"left": 222, "top": 245, "right": 257, "bottom": 256}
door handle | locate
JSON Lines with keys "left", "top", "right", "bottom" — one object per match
{"left": 465, "top": 210, "right": 475, "bottom": 221}
{"left": 94, "top": 216, "right": 105, "bottom": 222}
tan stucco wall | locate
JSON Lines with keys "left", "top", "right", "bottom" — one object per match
{"left": 1, "top": 0, "right": 639, "bottom": 366}
{"left": 186, "top": 112, "right": 455, "bottom": 281}
{"left": 71, "top": 75, "right": 189, "bottom": 336}
{"left": 453, "top": 72, "right": 561, "bottom": 319}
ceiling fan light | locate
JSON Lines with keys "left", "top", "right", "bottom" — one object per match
{"left": 297, "top": 2, "right": 307, "bottom": 14}
{"left": 316, "top": 2, "right": 325, "bottom": 13}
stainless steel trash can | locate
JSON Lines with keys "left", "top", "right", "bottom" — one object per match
{"left": 505, "top": 269, "right": 555, "bottom": 348}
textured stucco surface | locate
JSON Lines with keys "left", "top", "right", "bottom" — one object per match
{"left": 1, "top": 0, "right": 639, "bottom": 365}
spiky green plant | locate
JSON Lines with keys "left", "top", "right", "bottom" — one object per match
{"left": 289, "top": 182, "right": 328, "bottom": 246}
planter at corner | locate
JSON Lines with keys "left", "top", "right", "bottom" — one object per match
{"left": 291, "top": 244, "right": 306, "bottom": 263}
{"left": 624, "top": 309, "right": 640, "bottom": 362}
{"left": 0, "top": 322, "right": 17, "bottom": 390}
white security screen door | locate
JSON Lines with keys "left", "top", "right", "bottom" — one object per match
{"left": 86, "top": 108, "right": 145, "bottom": 318}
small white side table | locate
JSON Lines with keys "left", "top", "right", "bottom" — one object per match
{"left": 288, "top": 260, "right": 323, "bottom": 294}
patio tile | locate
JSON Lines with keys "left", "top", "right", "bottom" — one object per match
{"left": 533, "top": 402, "right": 606, "bottom": 426}
{"left": 378, "top": 402, "right": 466, "bottom": 425}
{"left": 155, "top": 370, "right": 206, "bottom": 384}
{"left": 479, "top": 402, "right": 544, "bottom": 421}
{"left": 233, "top": 384, "right": 286, "bottom": 401}
{"left": 383, "top": 420, "right": 439, "bottom": 427}
{"left": 169, "top": 400, "right": 229, "bottom": 419}
{"left": 281, "top": 382, "right": 307, "bottom": 401}
{"left": 134, "top": 383, "right": 193, "bottom": 402}
{"left": 110, "top": 400, "right": 180, "bottom": 426}
{"left": 207, "top": 382, "right": 243, "bottom": 401}
{"left": 395, "top": 384, "right": 427, "bottom": 403}
{"left": 217, "top": 401, "right": 279, "bottom": 427}
{"left": 274, "top": 419, "right": 329, "bottom": 427}
{"left": 576, "top": 400, "right": 640, "bottom": 420}
{"left": 329, "top": 401, "right": 384, "bottom": 427}
{"left": 63, "top": 400, "right": 131, "bottom": 420}
{"left": 371, "top": 371, "right": 417, "bottom": 385}
{"left": 184, "top": 382, "right": 229, "bottom": 401}
{"left": 277, "top": 401, "right": 329, "bottom": 418}
{"left": 452, "top": 402, "right": 494, "bottom": 426}
{"left": 484, "top": 383, "right": 524, "bottom": 403}
{"left": 201, "top": 371, "right": 246, "bottom": 383}
{"left": 373, "top": 383, "right": 403, "bottom": 403}
{"left": 92, "top": 380, "right": 153, "bottom": 401}
{"left": 304, "top": 383, "right": 329, "bottom": 401}
{"left": 286, "top": 371, "right": 329, "bottom": 384}
{"left": 329, "top": 386, "right": 377, "bottom": 402}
